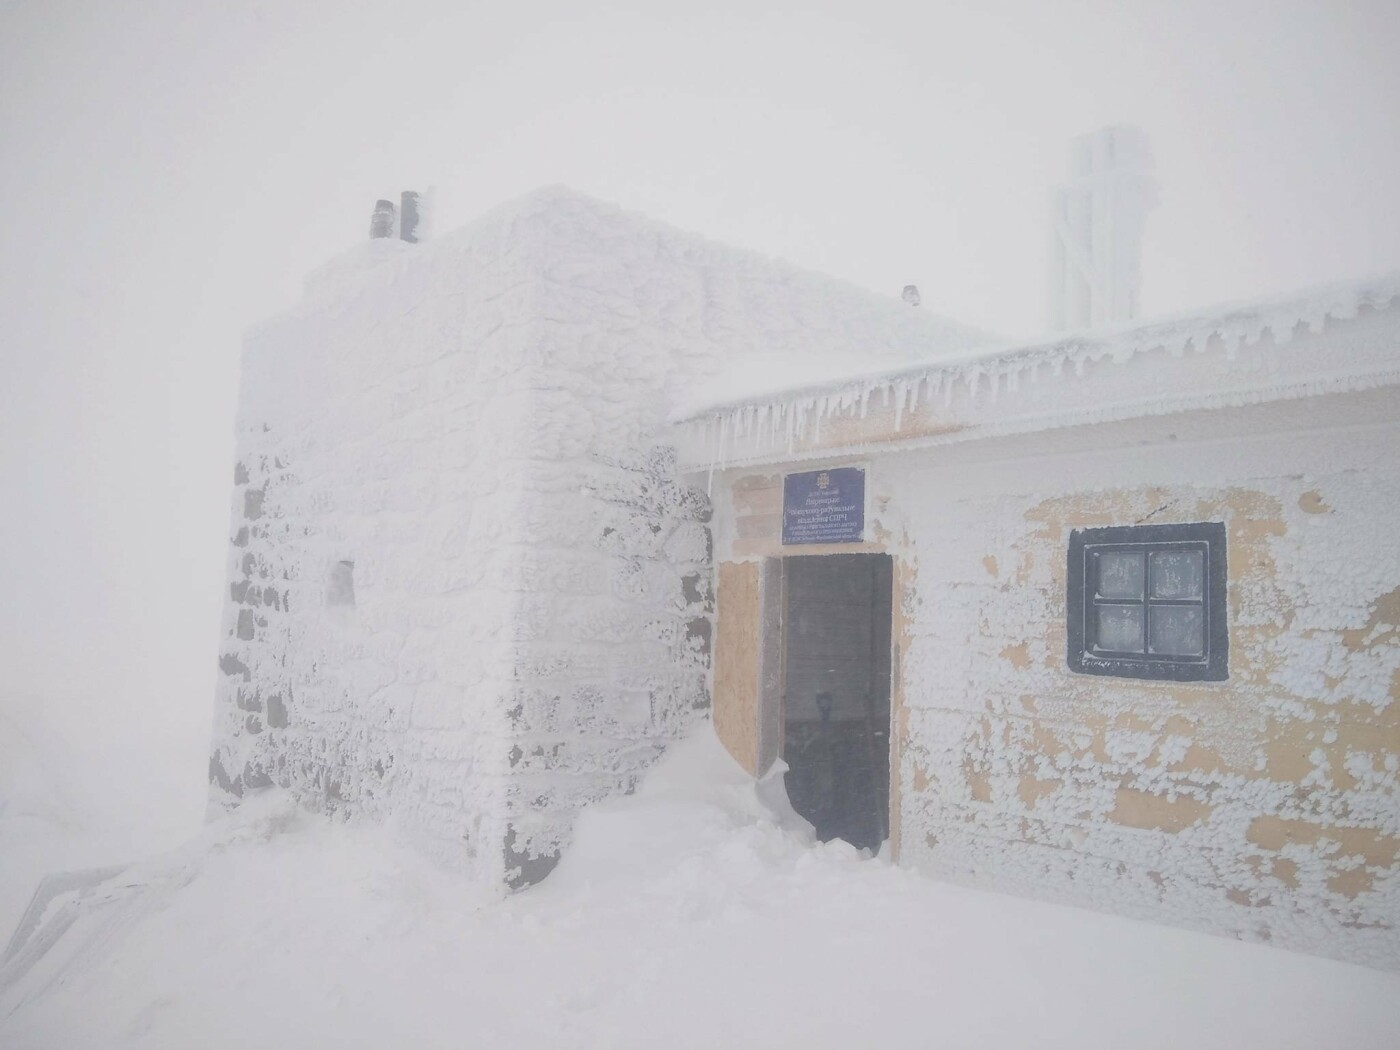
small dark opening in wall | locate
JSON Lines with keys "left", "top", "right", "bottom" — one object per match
{"left": 327, "top": 560, "right": 356, "bottom": 608}
{"left": 1067, "top": 521, "right": 1228, "bottom": 681}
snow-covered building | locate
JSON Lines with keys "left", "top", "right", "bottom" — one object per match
{"left": 209, "top": 188, "right": 984, "bottom": 889}
{"left": 212, "top": 187, "right": 1400, "bottom": 969}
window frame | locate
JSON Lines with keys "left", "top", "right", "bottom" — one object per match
{"left": 1067, "top": 521, "right": 1228, "bottom": 682}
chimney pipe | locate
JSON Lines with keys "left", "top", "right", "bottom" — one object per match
{"left": 400, "top": 190, "right": 422, "bottom": 243}
{"left": 370, "top": 199, "right": 397, "bottom": 239}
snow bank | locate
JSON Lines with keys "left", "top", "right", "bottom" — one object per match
{"left": 4, "top": 725, "right": 1397, "bottom": 1049}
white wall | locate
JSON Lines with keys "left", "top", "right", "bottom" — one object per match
{"left": 879, "top": 395, "right": 1400, "bottom": 969}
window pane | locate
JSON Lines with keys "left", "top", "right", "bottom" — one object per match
{"left": 1095, "top": 605, "right": 1144, "bottom": 652}
{"left": 1149, "top": 550, "right": 1204, "bottom": 600}
{"left": 1097, "top": 551, "right": 1144, "bottom": 599}
{"left": 1149, "top": 605, "right": 1204, "bottom": 656}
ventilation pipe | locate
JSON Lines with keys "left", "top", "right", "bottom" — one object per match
{"left": 400, "top": 190, "right": 422, "bottom": 243}
{"left": 369, "top": 199, "right": 397, "bottom": 239}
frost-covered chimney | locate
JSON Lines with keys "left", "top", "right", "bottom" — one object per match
{"left": 1048, "top": 125, "right": 1156, "bottom": 331}
{"left": 400, "top": 190, "right": 422, "bottom": 244}
{"left": 369, "top": 199, "right": 397, "bottom": 239}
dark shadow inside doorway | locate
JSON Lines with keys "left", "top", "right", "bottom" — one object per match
{"left": 782, "top": 553, "right": 893, "bottom": 852}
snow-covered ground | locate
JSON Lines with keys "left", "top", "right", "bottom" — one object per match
{"left": 2, "top": 725, "right": 1397, "bottom": 1049}
{"left": 0, "top": 692, "right": 204, "bottom": 945}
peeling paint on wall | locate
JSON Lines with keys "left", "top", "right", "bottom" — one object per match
{"left": 709, "top": 408, "right": 1400, "bottom": 970}
{"left": 713, "top": 561, "right": 761, "bottom": 774}
{"left": 885, "top": 432, "right": 1400, "bottom": 970}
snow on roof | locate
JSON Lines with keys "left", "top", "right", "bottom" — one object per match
{"left": 269, "top": 187, "right": 1397, "bottom": 471}
{"left": 284, "top": 184, "right": 994, "bottom": 383}
{"left": 672, "top": 269, "right": 1400, "bottom": 471}
{"left": 674, "top": 269, "right": 1400, "bottom": 424}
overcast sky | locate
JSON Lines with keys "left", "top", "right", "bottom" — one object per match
{"left": 2, "top": 1, "right": 1398, "bottom": 814}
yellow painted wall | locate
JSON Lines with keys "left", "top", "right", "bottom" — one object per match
{"left": 708, "top": 415, "right": 1400, "bottom": 969}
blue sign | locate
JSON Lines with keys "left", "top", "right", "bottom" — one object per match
{"left": 783, "top": 468, "right": 865, "bottom": 545}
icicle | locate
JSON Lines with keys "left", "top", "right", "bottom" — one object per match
{"left": 1224, "top": 329, "right": 1241, "bottom": 362}
{"left": 705, "top": 419, "right": 715, "bottom": 496}
{"left": 706, "top": 415, "right": 725, "bottom": 495}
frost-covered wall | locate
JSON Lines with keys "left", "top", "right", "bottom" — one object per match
{"left": 212, "top": 188, "right": 978, "bottom": 889}
{"left": 704, "top": 380, "right": 1400, "bottom": 968}
{"left": 887, "top": 411, "right": 1400, "bottom": 970}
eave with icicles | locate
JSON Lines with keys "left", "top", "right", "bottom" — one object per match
{"left": 672, "top": 269, "right": 1400, "bottom": 479}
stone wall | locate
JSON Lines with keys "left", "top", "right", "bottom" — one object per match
{"left": 211, "top": 197, "right": 720, "bottom": 888}
{"left": 212, "top": 187, "right": 958, "bottom": 888}
{"left": 212, "top": 231, "right": 542, "bottom": 884}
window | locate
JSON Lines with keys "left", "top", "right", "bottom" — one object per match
{"left": 1067, "top": 522, "right": 1227, "bottom": 681}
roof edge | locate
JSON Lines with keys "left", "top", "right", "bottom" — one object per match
{"left": 672, "top": 268, "right": 1400, "bottom": 424}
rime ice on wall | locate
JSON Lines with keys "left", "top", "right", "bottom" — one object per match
{"left": 884, "top": 430, "right": 1400, "bottom": 971}
{"left": 698, "top": 291, "right": 1400, "bottom": 968}
{"left": 212, "top": 188, "right": 978, "bottom": 889}
{"left": 707, "top": 407, "right": 1400, "bottom": 970}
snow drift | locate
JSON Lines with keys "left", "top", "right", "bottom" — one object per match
{"left": 3, "top": 726, "right": 1396, "bottom": 1049}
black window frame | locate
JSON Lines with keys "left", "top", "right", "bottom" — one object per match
{"left": 1067, "top": 521, "right": 1228, "bottom": 682}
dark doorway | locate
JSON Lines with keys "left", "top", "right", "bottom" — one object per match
{"left": 781, "top": 553, "right": 893, "bottom": 852}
